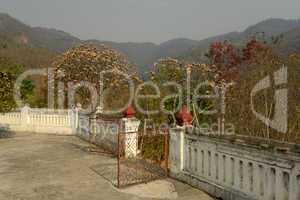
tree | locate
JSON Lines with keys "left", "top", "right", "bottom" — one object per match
{"left": 137, "top": 58, "right": 216, "bottom": 126}
{"left": 0, "top": 57, "right": 47, "bottom": 109}
{"left": 223, "top": 40, "right": 300, "bottom": 143}
{"left": 20, "top": 79, "right": 35, "bottom": 106}
{"left": 54, "top": 44, "right": 131, "bottom": 86}
{"left": 53, "top": 44, "right": 140, "bottom": 110}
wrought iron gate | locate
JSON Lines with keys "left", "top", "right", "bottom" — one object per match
{"left": 116, "top": 130, "right": 169, "bottom": 188}
{"left": 92, "top": 128, "right": 169, "bottom": 188}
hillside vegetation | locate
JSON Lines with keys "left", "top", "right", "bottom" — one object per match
{"left": 1, "top": 13, "right": 300, "bottom": 74}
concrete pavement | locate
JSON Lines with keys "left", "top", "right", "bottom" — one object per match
{"left": 0, "top": 133, "right": 213, "bottom": 200}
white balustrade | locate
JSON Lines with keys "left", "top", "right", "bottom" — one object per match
{"left": 169, "top": 127, "right": 300, "bottom": 200}
{"left": 0, "top": 112, "right": 21, "bottom": 125}
{"left": 0, "top": 106, "right": 77, "bottom": 134}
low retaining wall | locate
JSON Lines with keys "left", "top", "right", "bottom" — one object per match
{"left": 0, "top": 106, "right": 77, "bottom": 135}
{"left": 169, "top": 126, "right": 300, "bottom": 200}
{"left": 78, "top": 114, "right": 121, "bottom": 153}
{"left": 77, "top": 114, "right": 141, "bottom": 157}
{"left": 76, "top": 113, "right": 90, "bottom": 140}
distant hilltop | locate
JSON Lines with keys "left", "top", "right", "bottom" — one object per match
{"left": 0, "top": 13, "right": 300, "bottom": 74}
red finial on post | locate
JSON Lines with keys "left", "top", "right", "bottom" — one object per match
{"left": 124, "top": 105, "right": 135, "bottom": 118}
{"left": 186, "top": 64, "right": 192, "bottom": 74}
{"left": 176, "top": 105, "right": 193, "bottom": 126}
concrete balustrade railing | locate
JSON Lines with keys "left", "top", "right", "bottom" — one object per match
{"left": 169, "top": 126, "right": 300, "bottom": 200}
{"left": 0, "top": 106, "right": 78, "bottom": 134}
{"left": 0, "top": 112, "right": 21, "bottom": 125}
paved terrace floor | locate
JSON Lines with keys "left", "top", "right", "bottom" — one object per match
{"left": 0, "top": 133, "right": 213, "bottom": 200}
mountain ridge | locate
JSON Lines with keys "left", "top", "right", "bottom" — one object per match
{"left": 0, "top": 13, "right": 300, "bottom": 73}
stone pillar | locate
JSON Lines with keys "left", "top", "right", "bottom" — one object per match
{"left": 169, "top": 126, "right": 185, "bottom": 174}
{"left": 290, "top": 164, "right": 300, "bottom": 200}
{"left": 169, "top": 105, "right": 192, "bottom": 175}
{"left": 70, "top": 104, "right": 81, "bottom": 134}
{"left": 122, "top": 117, "right": 140, "bottom": 158}
{"left": 122, "top": 106, "right": 140, "bottom": 158}
{"left": 89, "top": 113, "right": 97, "bottom": 142}
{"left": 20, "top": 105, "right": 30, "bottom": 131}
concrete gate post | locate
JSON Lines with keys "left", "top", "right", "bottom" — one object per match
{"left": 122, "top": 106, "right": 140, "bottom": 158}
{"left": 20, "top": 105, "right": 30, "bottom": 132}
{"left": 169, "top": 126, "right": 185, "bottom": 174}
{"left": 169, "top": 105, "right": 193, "bottom": 174}
{"left": 89, "top": 113, "right": 97, "bottom": 142}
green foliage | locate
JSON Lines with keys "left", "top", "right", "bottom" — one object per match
{"left": 135, "top": 59, "right": 185, "bottom": 125}
{"left": 0, "top": 72, "right": 16, "bottom": 112}
{"left": 0, "top": 57, "right": 45, "bottom": 109}
{"left": 20, "top": 79, "right": 35, "bottom": 106}
{"left": 136, "top": 58, "right": 217, "bottom": 126}
{"left": 141, "top": 135, "right": 165, "bottom": 163}
{"left": 225, "top": 50, "right": 300, "bottom": 143}
{"left": 0, "top": 57, "right": 24, "bottom": 76}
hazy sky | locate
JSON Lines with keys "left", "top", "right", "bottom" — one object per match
{"left": 0, "top": 0, "right": 299, "bottom": 43}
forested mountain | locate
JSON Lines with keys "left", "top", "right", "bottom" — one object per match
{"left": 88, "top": 38, "right": 201, "bottom": 73}
{"left": 278, "top": 27, "right": 300, "bottom": 55}
{"left": 181, "top": 18, "right": 300, "bottom": 62}
{"left": 0, "top": 13, "right": 300, "bottom": 73}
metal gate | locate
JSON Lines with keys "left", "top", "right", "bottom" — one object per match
{"left": 116, "top": 130, "right": 169, "bottom": 188}
{"left": 92, "top": 125, "right": 169, "bottom": 188}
